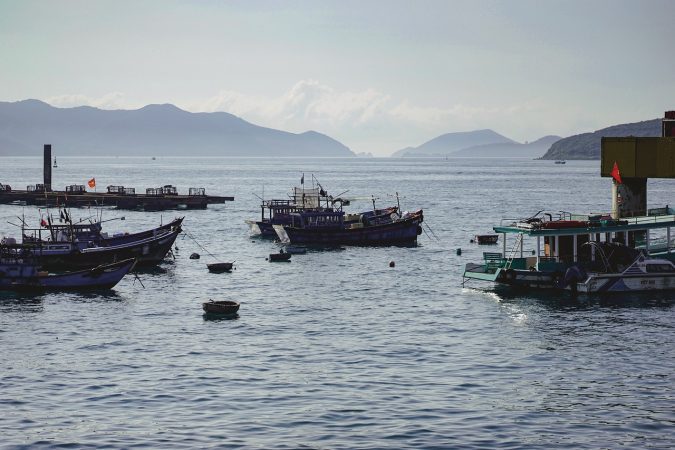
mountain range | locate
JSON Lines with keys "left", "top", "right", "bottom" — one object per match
{"left": 0, "top": 100, "right": 354, "bottom": 157}
{"left": 392, "top": 129, "right": 561, "bottom": 158}
{"left": 539, "top": 118, "right": 662, "bottom": 160}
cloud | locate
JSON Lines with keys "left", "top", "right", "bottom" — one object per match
{"left": 45, "top": 92, "right": 133, "bottom": 110}
{"left": 192, "top": 80, "right": 392, "bottom": 130}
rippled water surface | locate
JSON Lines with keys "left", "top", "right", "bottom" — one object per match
{"left": 1, "top": 157, "right": 674, "bottom": 449}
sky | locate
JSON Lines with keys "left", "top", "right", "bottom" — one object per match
{"left": 1, "top": 0, "right": 673, "bottom": 156}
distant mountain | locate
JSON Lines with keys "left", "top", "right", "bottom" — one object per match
{"left": 392, "top": 129, "right": 514, "bottom": 157}
{"left": 451, "top": 135, "right": 561, "bottom": 158}
{"left": 540, "top": 119, "right": 661, "bottom": 160}
{"left": 0, "top": 99, "right": 354, "bottom": 157}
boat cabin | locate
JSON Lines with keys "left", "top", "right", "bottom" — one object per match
{"left": 494, "top": 209, "right": 675, "bottom": 273}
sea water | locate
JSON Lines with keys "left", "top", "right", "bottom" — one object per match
{"left": 0, "top": 157, "right": 673, "bottom": 449}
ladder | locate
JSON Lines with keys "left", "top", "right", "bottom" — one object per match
{"left": 504, "top": 233, "right": 524, "bottom": 270}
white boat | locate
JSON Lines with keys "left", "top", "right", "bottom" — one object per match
{"left": 571, "top": 251, "right": 675, "bottom": 294}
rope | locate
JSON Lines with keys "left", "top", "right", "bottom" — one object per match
{"left": 424, "top": 222, "right": 441, "bottom": 241}
{"left": 182, "top": 229, "right": 219, "bottom": 260}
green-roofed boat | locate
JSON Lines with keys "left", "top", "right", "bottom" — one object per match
{"left": 462, "top": 207, "right": 675, "bottom": 294}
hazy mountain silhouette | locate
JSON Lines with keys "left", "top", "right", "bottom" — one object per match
{"left": 540, "top": 119, "right": 661, "bottom": 160}
{"left": 392, "top": 129, "right": 515, "bottom": 157}
{"left": 0, "top": 100, "right": 354, "bottom": 157}
{"left": 451, "top": 135, "right": 562, "bottom": 158}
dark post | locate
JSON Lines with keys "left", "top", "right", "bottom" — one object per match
{"left": 44, "top": 144, "right": 52, "bottom": 191}
{"left": 663, "top": 111, "right": 675, "bottom": 137}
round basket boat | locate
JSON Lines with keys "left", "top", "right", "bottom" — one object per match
{"left": 202, "top": 300, "right": 240, "bottom": 315}
{"left": 207, "top": 262, "right": 233, "bottom": 273}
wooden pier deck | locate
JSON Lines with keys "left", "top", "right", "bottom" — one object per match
{"left": 0, "top": 190, "right": 233, "bottom": 210}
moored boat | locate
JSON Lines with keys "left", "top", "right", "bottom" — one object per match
{"left": 23, "top": 212, "right": 184, "bottom": 249}
{"left": 269, "top": 252, "right": 292, "bottom": 262}
{"left": 275, "top": 208, "right": 424, "bottom": 246}
{"left": 2, "top": 224, "right": 181, "bottom": 270}
{"left": 0, "top": 258, "right": 135, "bottom": 291}
{"left": 462, "top": 209, "right": 675, "bottom": 294}
{"left": 474, "top": 234, "right": 498, "bottom": 245}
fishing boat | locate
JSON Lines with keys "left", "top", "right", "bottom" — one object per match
{"left": 3, "top": 224, "right": 181, "bottom": 271}
{"left": 275, "top": 207, "right": 424, "bottom": 246}
{"left": 555, "top": 160, "right": 566, "bottom": 164}
{"left": 246, "top": 179, "right": 398, "bottom": 238}
{"left": 23, "top": 212, "right": 184, "bottom": 249}
{"left": 462, "top": 208, "right": 675, "bottom": 294}
{"left": 0, "top": 257, "right": 135, "bottom": 291}
{"left": 269, "top": 251, "right": 291, "bottom": 262}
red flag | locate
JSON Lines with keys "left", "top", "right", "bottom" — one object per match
{"left": 611, "top": 161, "right": 622, "bottom": 184}
{"left": 88, "top": 178, "right": 96, "bottom": 188}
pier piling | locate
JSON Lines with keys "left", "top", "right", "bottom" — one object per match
{"left": 44, "top": 144, "right": 52, "bottom": 191}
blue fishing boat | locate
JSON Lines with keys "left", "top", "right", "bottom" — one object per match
{"left": 0, "top": 258, "right": 135, "bottom": 291}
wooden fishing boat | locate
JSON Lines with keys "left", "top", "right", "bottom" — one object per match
{"left": 269, "top": 252, "right": 292, "bottom": 262}
{"left": 0, "top": 258, "right": 135, "bottom": 291}
{"left": 207, "top": 262, "right": 233, "bottom": 273}
{"left": 23, "top": 213, "right": 184, "bottom": 249}
{"left": 202, "top": 300, "right": 240, "bottom": 315}
{"left": 275, "top": 209, "right": 423, "bottom": 246}
{"left": 475, "top": 234, "right": 498, "bottom": 245}
{"left": 246, "top": 179, "right": 397, "bottom": 238}
{"left": 2, "top": 225, "right": 181, "bottom": 270}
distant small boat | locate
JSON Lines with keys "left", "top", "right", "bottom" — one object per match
{"left": 202, "top": 300, "right": 240, "bottom": 315}
{"left": 152, "top": 157, "right": 156, "bottom": 160}
{"left": 269, "top": 252, "right": 291, "bottom": 262}
{"left": 475, "top": 234, "right": 498, "bottom": 245}
{"left": 555, "top": 160, "right": 566, "bottom": 164}
{"left": 53, "top": 158, "right": 57, "bottom": 168}
{"left": 207, "top": 262, "right": 233, "bottom": 273}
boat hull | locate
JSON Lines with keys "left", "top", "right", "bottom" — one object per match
{"left": 576, "top": 272, "right": 675, "bottom": 293}
{"left": 276, "top": 213, "right": 423, "bottom": 246}
{"left": 5, "top": 228, "right": 180, "bottom": 271}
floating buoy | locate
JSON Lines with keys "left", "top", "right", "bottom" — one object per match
{"left": 456, "top": 248, "right": 462, "bottom": 255}
{"left": 190, "top": 253, "right": 200, "bottom": 259}
{"left": 389, "top": 261, "right": 395, "bottom": 267}
{"left": 470, "top": 239, "right": 475, "bottom": 243}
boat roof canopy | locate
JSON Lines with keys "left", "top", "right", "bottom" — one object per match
{"left": 494, "top": 214, "right": 675, "bottom": 236}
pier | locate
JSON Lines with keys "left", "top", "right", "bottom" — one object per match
{"left": 602, "top": 111, "right": 675, "bottom": 218}
{"left": 0, "top": 145, "right": 234, "bottom": 210}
